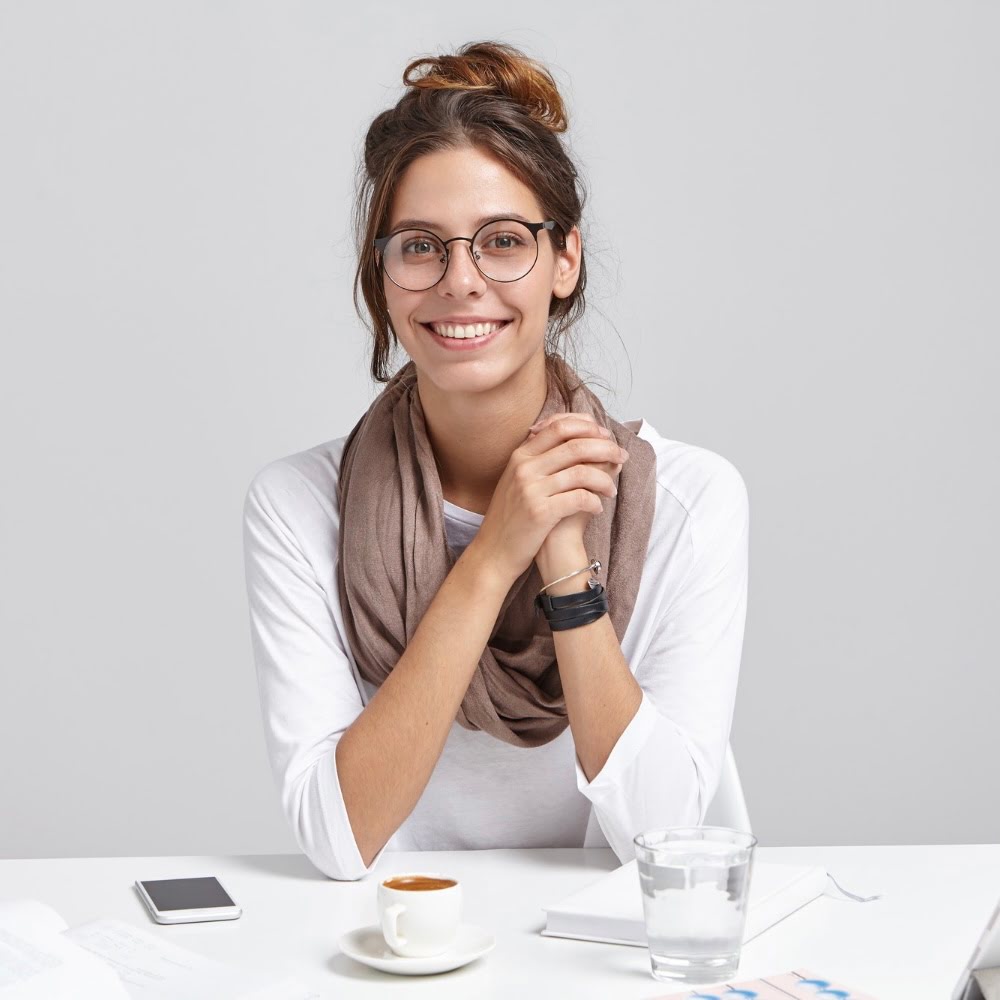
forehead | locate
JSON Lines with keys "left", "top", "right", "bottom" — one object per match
{"left": 388, "top": 146, "right": 544, "bottom": 233}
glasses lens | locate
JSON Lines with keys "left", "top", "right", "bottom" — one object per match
{"left": 381, "top": 230, "right": 448, "bottom": 291}
{"left": 472, "top": 220, "right": 538, "bottom": 282}
{"left": 379, "top": 221, "right": 539, "bottom": 290}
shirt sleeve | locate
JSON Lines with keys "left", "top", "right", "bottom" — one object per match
{"left": 574, "top": 457, "right": 750, "bottom": 864}
{"left": 242, "top": 462, "right": 389, "bottom": 881}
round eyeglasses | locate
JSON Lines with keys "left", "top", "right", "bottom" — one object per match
{"left": 374, "top": 218, "right": 558, "bottom": 292}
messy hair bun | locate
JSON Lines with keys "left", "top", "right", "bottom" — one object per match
{"left": 401, "top": 41, "right": 569, "bottom": 134}
{"left": 353, "top": 40, "right": 589, "bottom": 406}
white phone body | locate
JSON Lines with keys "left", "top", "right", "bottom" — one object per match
{"left": 135, "top": 876, "right": 242, "bottom": 924}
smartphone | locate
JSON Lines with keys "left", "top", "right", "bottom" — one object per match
{"left": 135, "top": 876, "right": 242, "bottom": 924}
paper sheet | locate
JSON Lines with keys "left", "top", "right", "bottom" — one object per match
{"left": 65, "top": 920, "right": 319, "bottom": 999}
{"left": 0, "top": 924, "right": 130, "bottom": 999}
{"left": 654, "top": 968, "right": 878, "bottom": 999}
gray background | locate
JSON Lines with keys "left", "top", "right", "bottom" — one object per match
{"left": 2, "top": 1, "right": 997, "bottom": 860}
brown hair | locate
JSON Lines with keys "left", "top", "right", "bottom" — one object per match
{"left": 351, "top": 40, "right": 596, "bottom": 408}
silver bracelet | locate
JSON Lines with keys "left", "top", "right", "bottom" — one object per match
{"left": 537, "top": 557, "right": 602, "bottom": 597}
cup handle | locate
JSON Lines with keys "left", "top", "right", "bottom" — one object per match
{"left": 382, "top": 903, "right": 407, "bottom": 951}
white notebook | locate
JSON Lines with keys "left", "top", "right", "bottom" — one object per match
{"left": 0, "top": 899, "right": 319, "bottom": 1000}
{"left": 542, "top": 859, "right": 830, "bottom": 947}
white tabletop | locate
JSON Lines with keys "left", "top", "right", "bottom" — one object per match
{"left": 1, "top": 844, "right": 998, "bottom": 999}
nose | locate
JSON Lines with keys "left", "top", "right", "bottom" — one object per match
{"left": 436, "top": 240, "right": 487, "bottom": 296}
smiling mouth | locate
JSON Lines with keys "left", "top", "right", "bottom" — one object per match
{"left": 420, "top": 319, "right": 512, "bottom": 341}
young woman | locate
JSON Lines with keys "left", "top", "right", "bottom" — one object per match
{"left": 242, "top": 41, "right": 749, "bottom": 881}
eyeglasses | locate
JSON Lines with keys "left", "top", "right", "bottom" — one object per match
{"left": 374, "top": 218, "right": 558, "bottom": 292}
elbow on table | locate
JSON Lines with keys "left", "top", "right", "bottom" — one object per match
{"left": 283, "top": 756, "right": 376, "bottom": 883}
{"left": 290, "top": 811, "right": 374, "bottom": 882}
{"left": 306, "top": 848, "right": 372, "bottom": 883}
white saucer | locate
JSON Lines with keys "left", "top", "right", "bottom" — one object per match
{"left": 338, "top": 923, "right": 495, "bottom": 975}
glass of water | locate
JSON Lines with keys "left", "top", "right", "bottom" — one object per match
{"left": 633, "top": 826, "right": 757, "bottom": 984}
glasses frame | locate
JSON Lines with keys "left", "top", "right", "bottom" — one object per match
{"left": 373, "top": 218, "right": 559, "bottom": 291}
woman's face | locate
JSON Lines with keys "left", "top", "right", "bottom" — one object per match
{"left": 380, "top": 145, "right": 580, "bottom": 397}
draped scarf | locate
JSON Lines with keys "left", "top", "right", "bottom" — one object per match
{"left": 335, "top": 356, "right": 657, "bottom": 748}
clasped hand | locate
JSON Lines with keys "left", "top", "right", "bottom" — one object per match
{"left": 472, "top": 412, "right": 629, "bottom": 586}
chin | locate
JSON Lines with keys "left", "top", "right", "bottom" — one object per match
{"left": 413, "top": 356, "right": 520, "bottom": 396}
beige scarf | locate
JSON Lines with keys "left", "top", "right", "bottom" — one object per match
{"left": 335, "top": 356, "right": 657, "bottom": 748}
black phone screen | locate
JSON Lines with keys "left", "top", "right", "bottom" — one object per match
{"left": 139, "top": 876, "right": 235, "bottom": 911}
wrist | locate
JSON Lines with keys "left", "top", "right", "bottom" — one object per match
{"left": 536, "top": 540, "right": 591, "bottom": 597}
{"left": 458, "top": 537, "right": 519, "bottom": 597}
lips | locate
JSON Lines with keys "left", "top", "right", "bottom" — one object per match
{"left": 420, "top": 319, "right": 511, "bottom": 338}
{"left": 422, "top": 319, "right": 511, "bottom": 336}
{"left": 419, "top": 319, "right": 512, "bottom": 350}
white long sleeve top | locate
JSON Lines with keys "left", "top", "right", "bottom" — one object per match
{"left": 242, "top": 418, "right": 749, "bottom": 881}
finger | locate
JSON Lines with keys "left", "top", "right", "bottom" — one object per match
{"left": 548, "top": 488, "right": 605, "bottom": 520}
{"left": 523, "top": 415, "right": 614, "bottom": 454}
{"left": 540, "top": 464, "right": 618, "bottom": 498}
{"left": 528, "top": 413, "right": 564, "bottom": 433}
{"left": 531, "top": 435, "right": 629, "bottom": 475}
{"left": 593, "top": 460, "right": 625, "bottom": 477}
{"left": 528, "top": 412, "right": 609, "bottom": 437}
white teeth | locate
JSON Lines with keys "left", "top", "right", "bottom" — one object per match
{"left": 429, "top": 321, "right": 507, "bottom": 339}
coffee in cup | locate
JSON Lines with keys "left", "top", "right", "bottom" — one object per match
{"left": 382, "top": 876, "right": 457, "bottom": 892}
{"left": 377, "top": 872, "right": 462, "bottom": 957}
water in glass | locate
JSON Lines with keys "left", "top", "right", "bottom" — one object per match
{"left": 635, "top": 830, "right": 755, "bottom": 983}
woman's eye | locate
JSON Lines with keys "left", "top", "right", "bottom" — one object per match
{"left": 486, "top": 233, "right": 522, "bottom": 250}
{"left": 404, "top": 241, "right": 435, "bottom": 255}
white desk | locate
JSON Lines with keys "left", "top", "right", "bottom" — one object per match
{"left": 2, "top": 845, "right": 998, "bottom": 999}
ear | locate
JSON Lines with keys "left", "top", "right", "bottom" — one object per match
{"left": 551, "top": 225, "right": 582, "bottom": 300}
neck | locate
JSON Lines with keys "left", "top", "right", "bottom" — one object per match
{"left": 416, "top": 356, "right": 549, "bottom": 515}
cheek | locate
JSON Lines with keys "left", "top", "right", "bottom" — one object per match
{"left": 510, "top": 267, "right": 557, "bottom": 317}
{"left": 531, "top": 258, "right": 562, "bottom": 304}
{"left": 383, "top": 285, "right": 420, "bottom": 327}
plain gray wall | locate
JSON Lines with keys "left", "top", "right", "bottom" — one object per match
{"left": 2, "top": 1, "right": 997, "bottom": 859}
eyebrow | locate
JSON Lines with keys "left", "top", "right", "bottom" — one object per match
{"left": 388, "top": 212, "right": 534, "bottom": 233}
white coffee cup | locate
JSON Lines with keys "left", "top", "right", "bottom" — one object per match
{"left": 376, "top": 873, "right": 462, "bottom": 958}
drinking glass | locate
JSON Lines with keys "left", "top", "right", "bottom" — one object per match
{"left": 633, "top": 826, "right": 757, "bottom": 983}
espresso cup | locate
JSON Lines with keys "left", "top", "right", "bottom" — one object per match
{"left": 376, "top": 873, "right": 462, "bottom": 958}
